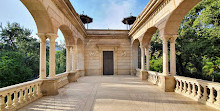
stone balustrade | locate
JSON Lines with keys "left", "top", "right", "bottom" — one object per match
{"left": 147, "top": 71, "right": 162, "bottom": 85}
{"left": 0, "top": 80, "right": 42, "bottom": 111}
{"left": 174, "top": 76, "right": 220, "bottom": 110}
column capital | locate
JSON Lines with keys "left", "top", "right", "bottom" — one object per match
{"left": 37, "top": 33, "right": 47, "bottom": 42}
{"left": 46, "top": 33, "right": 58, "bottom": 42}
{"left": 161, "top": 34, "right": 178, "bottom": 43}
{"left": 169, "top": 35, "right": 178, "bottom": 43}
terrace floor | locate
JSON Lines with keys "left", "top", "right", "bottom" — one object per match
{"left": 19, "top": 75, "right": 218, "bottom": 111}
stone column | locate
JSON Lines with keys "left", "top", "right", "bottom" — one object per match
{"left": 38, "top": 33, "right": 47, "bottom": 79}
{"left": 66, "top": 46, "right": 71, "bottom": 73}
{"left": 145, "top": 47, "right": 150, "bottom": 71}
{"left": 170, "top": 35, "right": 178, "bottom": 76}
{"left": 140, "top": 45, "right": 147, "bottom": 80}
{"left": 141, "top": 46, "right": 145, "bottom": 71}
{"left": 162, "top": 37, "right": 169, "bottom": 75}
{"left": 71, "top": 45, "right": 77, "bottom": 72}
{"left": 47, "top": 33, "right": 57, "bottom": 78}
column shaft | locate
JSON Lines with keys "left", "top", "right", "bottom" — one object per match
{"left": 71, "top": 46, "right": 77, "bottom": 72}
{"left": 66, "top": 46, "right": 71, "bottom": 73}
{"left": 38, "top": 34, "right": 47, "bottom": 79}
{"left": 141, "top": 47, "right": 145, "bottom": 71}
{"left": 48, "top": 34, "right": 57, "bottom": 78}
{"left": 170, "top": 36, "right": 177, "bottom": 76}
{"left": 170, "top": 42, "right": 176, "bottom": 75}
{"left": 145, "top": 48, "right": 150, "bottom": 71}
{"left": 162, "top": 38, "right": 169, "bottom": 75}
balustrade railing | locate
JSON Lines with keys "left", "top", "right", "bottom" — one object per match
{"left": 0, "top": 80, "right": 42, "bottom": 111}
{"left": 175, "top": 76, "right": 220, "bottom": 109}
{"left": 147, "top": 71, "right": 162, "bottom": 85}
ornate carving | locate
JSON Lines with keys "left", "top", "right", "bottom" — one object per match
{"left": 89, "top": 51, "right": 98, "bottom": 56}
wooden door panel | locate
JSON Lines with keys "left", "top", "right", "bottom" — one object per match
{"left": 103, "top": 51, "right": 114, "bottom": 75}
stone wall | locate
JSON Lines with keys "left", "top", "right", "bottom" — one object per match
{"left": 84, "top": 30, "right": 131, "bottom": 76}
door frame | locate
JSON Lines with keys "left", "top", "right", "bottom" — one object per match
{"left": 97, "top": 44, "right": 119, "bottom": 75}
{"left": 103, "top": 51, "right": 114, "bottom": 75}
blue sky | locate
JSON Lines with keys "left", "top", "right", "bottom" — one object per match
{"left": 0, "top": 0, "right": 149, "bottom": 42}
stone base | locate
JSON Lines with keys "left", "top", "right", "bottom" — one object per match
{"left": 77, "top": 70, "right": 85, "bottom": 77}
{"left": 159, "top": 75, "right": 175, "bottom": 92}
{"left": 41, "top": 78, "right": 59, "bottom": 96}
{"left": 140, "top": 70, "right": 148, "bottom": 80}
{"left": 68, "top": 72, "right": 77, "bottom": 82}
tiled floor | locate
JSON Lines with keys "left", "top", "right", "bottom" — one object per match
{"left": 19, "top": 75, "right": 218, "bottom": 111}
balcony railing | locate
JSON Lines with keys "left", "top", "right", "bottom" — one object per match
{"left": 0, "top": 79, "right": 43, "bottom": 111}
{"left": 0, "top": 72, "right": 77, "bottom": 110}
{"left": 175, "top": 76, "right": 220, "bottom": 109}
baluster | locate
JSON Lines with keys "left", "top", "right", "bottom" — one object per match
{"left": 202, "top": 86, "right": 208, "bottom": 101}
{"left": 180, "top": 80, "right": 183, "bottom": 92}
{"left": 184, "top": 81, "right": 187, "bottom": 93}
{"left": 33, "top": 85, "right": 37, "bottom": 99}
{"left": 175, "top": 80, "right": 179, "bottom": 91}
{"left": 12, "top": 91, "right": 19, "bottom": 107}
{"left": 208, "top": 87, "right": 215, "bottom": 103}
{"left": 215, "top": 89, "right": 220, "bottom": 105}
{"left": 197, "top": 84, "right": 202, "bottom": 99}
{"left": 187, "top": 82, "right": 191, "bottom": 95}
{"left": 6, "top": 93, "right": 12, "bottom": 109}
{"left": 192, "top": 83, "right": 196, "bottom": 97}
{"left": 19, "top": 89, "right": 24, "bottom": 104}
{"left": 37, "top": 83, "right": 42, "bottom": 97}
{"left": 24, "top": 87, "right": 29, "bottom": 102}
{"left": 0, "top": 95, "right": 5, "bottom": 110}
{"left": 29, "top": 86, "right": 34, "bottom": 100}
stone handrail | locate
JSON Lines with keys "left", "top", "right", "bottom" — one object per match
{"left": 147, "top": 71, "right": 162, "bottom": 85}
{"left": 0, "top": 79, "right": 43, "bottom": 111}
{"left": 174, "top": 76, "right": 220, "bottom": 110}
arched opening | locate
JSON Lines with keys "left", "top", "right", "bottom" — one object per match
{"left": 164, "top": 0, "right": 201, "bottom": 35}
{"left": 76, "top": 38, "right": 85, "bottom": 77}
{"left": 21, "top": 0, "right": 54, "bottom": 33}
{"left": 164, "top": 0, "right": 219, "bottom": 81}
{"left": 0, "top": 0, "right": 54, "bottom": 87}
{"left": 142, "top": 27, "right": 163, "bottom": 73}
{"left": 56, "top": 25, "right": 75, "bottom": 75}
{"left": 131, "top": 39, "right": 141, "bottom": 75}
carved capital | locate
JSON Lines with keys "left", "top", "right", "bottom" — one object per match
{"left": 37, "top": 33, "right": 47, "bottom": 43}
{"left": 46, "top": 33, "right": 58, "bottom": 42}
{"left": 169, "top": 35, "right": 178, "bottom": 43}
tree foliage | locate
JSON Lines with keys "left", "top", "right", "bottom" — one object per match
{"left": 0, "top": 22, "right": 67, "bottom": 88}
{"left": 149, "top": 0, "right": 220, "bottom": 82}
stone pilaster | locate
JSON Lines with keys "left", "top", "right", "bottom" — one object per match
{"left": 38, "top": 33, "right": 47, "bottom": 79}
{"left": 170, "top": 35, "right": 178, "bottom": 76}
{"left": 47, "top": 33, "right": 58, "bottom": 78}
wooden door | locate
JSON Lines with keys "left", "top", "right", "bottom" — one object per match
{"left": 103, "top": 51, "right": 114, "bottom": 75}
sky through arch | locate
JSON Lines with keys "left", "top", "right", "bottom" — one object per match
{"left": 0, "top": 0, "right": 149, "bottom": 42}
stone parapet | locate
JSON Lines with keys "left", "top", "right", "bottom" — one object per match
{"left": 175, "top": 76, "right": 220, "bottom": 110}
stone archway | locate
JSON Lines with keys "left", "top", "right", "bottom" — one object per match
{"left": 20, "top": 0, "right": 55, "bottom": 33}
{"left": 131, "top": 39, "right": 141, "bottom": 75}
